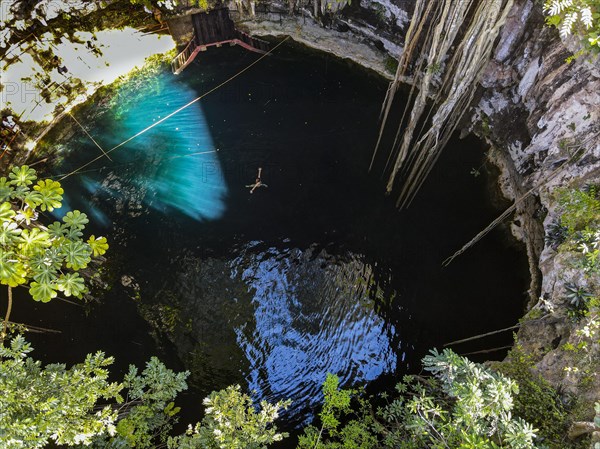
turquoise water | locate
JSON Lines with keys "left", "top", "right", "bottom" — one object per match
{"left": 57, "top": 76, "right": 227, "bottom": 222}
{"left": 27, "top": 41, "right": 529, "bottom": 430}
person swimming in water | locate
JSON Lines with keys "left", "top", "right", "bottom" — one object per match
{"left": 246, "top": 167, "right": 268, "bottom": 194}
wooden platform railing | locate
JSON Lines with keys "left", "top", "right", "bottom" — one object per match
{"left": 234, "top": 30, "right": 269, "bottom": 53}
{"left": 171, "top": 36, "right": 201, "bottom": 74}
{"left": 170, "top": 9, "right": 271, "bottom": 74}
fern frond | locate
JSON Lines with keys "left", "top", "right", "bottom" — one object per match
{"left": 545, "top": 0, "right": 574, "bottom": 15}
{"left": 560, "top": 11, "right": 578, "bottom": 37}
{"left": 580, "top": 6, "right": 593, "bottom": 28}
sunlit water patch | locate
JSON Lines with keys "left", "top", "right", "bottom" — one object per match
{"left": 54, "top": 71, "right": 227, "bottom": 222}
{"left": 232, "top": 244, "right": 396, "bottom": 419}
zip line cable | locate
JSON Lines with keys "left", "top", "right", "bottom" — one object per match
{"left": 68, "top": 112, "right": 113, "bottom": 161}
{"left": 57, "top": 36, "right": 290, "bottom": 182}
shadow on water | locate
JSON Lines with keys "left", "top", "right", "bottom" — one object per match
{"left": 14, "top": 40, "right": 529, "bottom": 433}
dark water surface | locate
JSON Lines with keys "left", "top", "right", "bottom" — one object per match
{"left": 17, "top": 41, "right": 529, "bottom": 431}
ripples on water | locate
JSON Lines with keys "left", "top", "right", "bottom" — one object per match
{"left": 232, "top": 243, "right": 396, "bottom": 419}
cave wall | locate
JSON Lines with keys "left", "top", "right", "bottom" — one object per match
{"left": 228, "top": 0, "right": 600, "bottom": 411}
{"left": 472, "top": 0, "right": 600, "bottom": 407}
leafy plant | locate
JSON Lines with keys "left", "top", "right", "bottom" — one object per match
{"left": 166, "top": 385, "right": 290, "bottom": 449}
{"left": 0, "top": 166, "right": 108, "bottom": 338}
{"left": 384, "top": 55, "right": 399, "bottom": 74}
{"left": 544, "top": 0, "right": 600, "bottom": 55}
{"left": 495, "top": 347, "right": 576, "bottom": 449}
{"left": 0, "top": 335, "right": 121, "bottom": 448}
{"left": 545, "top": 220, "right": 568, "bottom": 250}
{"left": 85, "top": 357, "right": 190, "bottom": 449}
{"left": 555, "top": 187, "right": 600, "bottom": 274}
{"left": 300, "top": 349, "right": 540, "bottom": 449}
{"left": 298, "top": 374, "right": 377, "bottom": 449}
{"left": 2, "top": 336, "right": 288, "bottom": 449}
{"left": 565, "top": 282, "right": 594, "bottom": 309}
{"left": 575, "top": 228, "right": 600, "bottom": 273}
{"left": 557, "top": 186, "right": 600, "bottom": 235}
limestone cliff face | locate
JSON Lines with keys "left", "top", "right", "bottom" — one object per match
{"left": 472, "top": 0, "right": 600, "bottom": 407}
{"left": 232, "top": 0, "right": 600, "bottom": 409}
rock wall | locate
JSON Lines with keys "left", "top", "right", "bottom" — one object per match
{"left": 232, "top": 0, "right": 406, "bottom": 79}
{"left": 471, "top": 0, "right": 600, "bottom": 408}
{"left": 232, "top": 0, "right": 600, "bottom": 415}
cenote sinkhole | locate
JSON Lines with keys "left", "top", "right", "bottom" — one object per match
{"left": 17, "top": 41, "right": 529, "bottom": 434}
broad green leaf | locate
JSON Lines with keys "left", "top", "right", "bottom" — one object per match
{"left": 57, "top": 272, "right": 87, "bottom": 298}
{"left": 0, "top": 251, "right": 27, "bottom": 287}
{"left": 63, "top": 210, "right": 89, "bottom": 230}
{"left": 23, "top": 189, "right": 43, "bottom": 210}
{"left": 62, "top": 240, "right": 92, "bottom": 270}
{"left": 11, "top": 185, "right": 30, "bottom": 202}
{"left": 64, "top": 226, "right": 83, "bottom": 241}
{"left": 33, "top": 179, "right": 64, "bottom": 212}
{"left": 0, "top": 337, "right": 122, "bottom": 448}
{"left": 0, "top": 221, "right": 22, "bottom": 246}
{"left": 88, "top": 235, "right": 109, "bottom": 257}
{"left": 32, "top": 264, "right": 58, "bottom": 284}
{"left": 19, "top": 228, "right": 51, "bottom": 254}
{"left": 0, "top": 177, "right": 14, "bottom": 202}
{"left": 545, "top": 14, "right": 561, "bottom": 27}
{"left": 8, "top": 165, "right": 37, "bottom": 186}
{"left": 28, "top": 247, "right": 63, "bottom": 274}
{"left": 47, "top": 221, "right": 66, "bottom": 239}
{"left": 29, "top": 281, "right": 58, "bottom": 302}
{"left": 0, "top": 202, "right": 15, "bottom": 222}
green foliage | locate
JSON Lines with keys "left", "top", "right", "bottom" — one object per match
{"left": 0, "top": 166, "right": 108, "bottom": 302}
{"left": 382, "top": 349, "right": 539, "bottom": 449}
{"left": 564, "top": 282, "right": 594, "bottom": 312}
{"left": 384, "top": 56, "right": 399, "bottom": 74}
{"left": 563, "top": 294, "right": 600, "bottom": 381}
{"left": 545, "top": 220, "right": 568, "bottom": 250}
{"left": 128, "top": 0, "right": 209, "bottom": 12}
{"left": 544, "top": 0, "right": 600, "bottom": 55}
{"left": 86, "top": 357, "right": 190, "bottom": 449}
{"left": 0, "top": 335, "right": 196, "bottom": 449}
{"left": 300, "top": 350, "right": 539, "bottom": 449}
{"left": 495, "top": 347, "right": 575, "bottom": 449}
{"left": 0, "top": 335, "right": 121, "bottom": 448}
{"left": 298, "top": 374, "right": 377, "bottom": 449}
{"left": 166, "top": 385, "right": 290, "bottom": 449}
{"left": 557, "top": 186, "right": 600, "bottom": 234}
{"left": 555, "top": 186, "right": 600, "bottom": 274}
{"left": 575, "top": 228, "right": 600, "bottom": 273}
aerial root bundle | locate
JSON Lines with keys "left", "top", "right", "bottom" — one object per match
{"left": 373, "top": 0, "right": 514, "bottom": 208}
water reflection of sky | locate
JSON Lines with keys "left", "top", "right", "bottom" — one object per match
{"left": 233, "top": 246, "right": 396, "bottom": 419}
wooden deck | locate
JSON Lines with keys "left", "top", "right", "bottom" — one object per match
{"left": 171, "top": 9, "right": 270, "bottom": 75}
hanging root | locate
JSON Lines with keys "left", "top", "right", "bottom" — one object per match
{"left": 442, "top": 136, "right": 598, "bottom": 266}
{"left": 373, "top": 0, "right": 514, "bottom": 207}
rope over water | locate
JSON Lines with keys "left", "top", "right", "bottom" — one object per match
{"left": 442, "top": 134, "right": 598, "bottom": 266}
{"left": 57, "top": 36, "right": 290, "bottom": 181}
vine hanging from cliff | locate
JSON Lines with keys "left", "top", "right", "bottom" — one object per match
{"left": 372, "top": 0, "right": 514, "bottom": 208}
